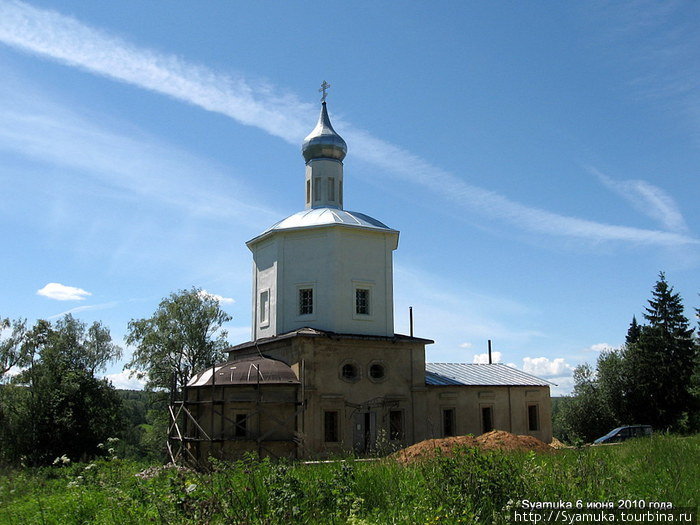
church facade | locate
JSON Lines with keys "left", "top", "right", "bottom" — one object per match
{"left": 180, "top": 93, "right": 552, "bottom": 461}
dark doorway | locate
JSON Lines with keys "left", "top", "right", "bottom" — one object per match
{"left": 481, "top": 406, "right": 493, "bottom": 434}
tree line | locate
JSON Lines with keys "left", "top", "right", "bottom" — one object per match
{"left": 555, "top": 273, "right": 700, "bottom": 443}
{"left": 0, "top": 288, "right": 230, "bottom": 466}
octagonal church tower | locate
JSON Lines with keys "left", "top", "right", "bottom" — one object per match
{"left": 247, "top": 100, "right": 398, "bottom": 340}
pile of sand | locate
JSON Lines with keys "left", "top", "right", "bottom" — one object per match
{"left": 392, "top": 430, "right": 554, "bottom": 464}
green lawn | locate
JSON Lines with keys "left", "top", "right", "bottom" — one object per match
{"left": 1, "top": 434, "right": 697, "bottom": 524}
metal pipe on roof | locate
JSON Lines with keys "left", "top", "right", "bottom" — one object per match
{"left": 488, "top": 340, "right": 493, "bottom": 364}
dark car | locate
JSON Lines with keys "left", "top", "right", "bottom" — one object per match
{"left": 593, "top": 425, "right": 652, "bottom": 444}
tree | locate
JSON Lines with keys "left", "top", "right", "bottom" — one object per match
{"left": 557, "top": 361, "right": 619, "bottom": 443}
{"left": 1, "top": 315, "right": 123, "bottom": 465}
{"left": 625, "top": 316, "right": 641, "bottom": 345}
{"left": 0, "top": 317, "right": 31, "bottom": 378}
{"left": 625, "top": 273, "right": 697, "bottom": 430}
{"left": 125, "top": 288, "right": 232, "bottom": 395}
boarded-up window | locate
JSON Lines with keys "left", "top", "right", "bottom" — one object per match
{"left": 234, "top": 414, "right": 247, "bottom": 438}
{"left": 442, "top": 408, "right": 455, "bottom": 437}
{"left": 389, "top": 410, "right": 403, "bottom": 440}
{"left": 528, "top": 404, "right": 539, "bottom": 431}
{"left": 324, "top": 411, "right": 339, "bottom": 442}
{"left": 327, "top": 177, "right": 335, "bottom": 201}
{"left": 299, "top": 288, "right": 313, "bottom": 315}
{"left": 313, "top": 178, "right": 321, "bottom": 201}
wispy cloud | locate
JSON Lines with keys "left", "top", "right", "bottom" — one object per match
{"left": 48, "top": 301, "right": 118, "bottom": 319}
{"left": 592, "top": 168, "right": 688, "bottom": 232}
{"left": 0, "top": 0, "right": 696, "bottom": 246}
{"left": 0, "top": 81, "right": 276, "bottom": 228}
{"left": 37, "top": 282, "right": 91, "bottom": 301}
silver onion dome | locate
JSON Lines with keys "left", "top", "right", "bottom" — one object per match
{"left": 302, "top": 102, "right": 347, "bottom": 162}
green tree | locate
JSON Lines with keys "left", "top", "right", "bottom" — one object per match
{"left": 625, "top": 316, "right": 641, "bottom": 345}
{"left": 0, "top": 317, "right": 31, "bottom": 378}
{"left": 625, "top": 273, "right": 697, "bottom": 430}
{"left": 1, "top": 315, "right": 123, "bottom": 465}
{"left": 557, "top": 362, "right": 618, "bottom": 443}
{"left": 125, "top": 288, "right": 232, "bottom": 395}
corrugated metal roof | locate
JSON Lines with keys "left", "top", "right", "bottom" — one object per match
{"left": 247, "top": 208, "right": 398, "bottom": 246}
{"left": 425, "top": 363, "right": 554, "bottom": 387}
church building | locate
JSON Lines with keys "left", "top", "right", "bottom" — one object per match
{"left": 179, "top": 88, "right": 553, "bottom": 461}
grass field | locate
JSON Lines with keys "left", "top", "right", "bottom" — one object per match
{"left": 0, "top": 435, "right": 697, "bottom": 524}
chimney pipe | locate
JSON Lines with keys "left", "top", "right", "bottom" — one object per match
{"left": 409, "top": 306, "right": 414, "bottom": 337}
{"left": 488, "top": 339, "right": 492, "bottom": 364}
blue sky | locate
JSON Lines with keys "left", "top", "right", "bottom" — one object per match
{"left": 0, "top": 1, "right": 698, "bottom": 394}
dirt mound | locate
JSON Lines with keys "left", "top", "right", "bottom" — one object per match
{"left": 476, "top": 430, "right": 553, "bottom": 453}
{"left": 392, "top": 430, "right": 553, "bottom": 464}
{"left": 549, "top": 437, "right": 568, "bottom": 449}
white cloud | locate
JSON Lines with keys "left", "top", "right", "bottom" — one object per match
{"left": 459, "top": 342, "right": 473, "bottom": 349}
{"left": 589, "top": 343, "right": 614, "bottom": 352}
{"left": 198, "top": 290, "right": 235, "bottom": 305}
{"left": 103, "top": 369, "right": 146, "bottom": 390}
{"left": 0, "top": 1, "right": 696, "bottom": 247}
{"left": 549, "top": 375, "right": 575, "bottom": 396}
{"left": 592, "top": 168, "right": 688, "bottom": 232}
{"left": 473, "top": 351, "right": 502, "bottom": 364}
{"left": 36, "top": 282, "right": 91, "bottom": 301}
{"left": 522, "top": 356, "right": 573, "bottom": 377}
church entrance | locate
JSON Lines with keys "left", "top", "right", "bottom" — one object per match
{"left": 352, "top": 411, "right": 376, "bottom": 454}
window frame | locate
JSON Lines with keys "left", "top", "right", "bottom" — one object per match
{"left": 527, "top": 404, "right": 539, "bottom": 432}
{"left": 324, "top": 410, "right": 340, "bottom": 443}
{"left": 259, "top": 289, "right": 270, "bottom": 328}
{"left": 389, "top": 410, "right": 404, "bottom": 441}
{"left": 352, "top": 280, "right": 375, "bottom": 321}
{"left": 295, "top": 283, "right": 316, "bottom": 320}
{"left": 480, "top": 404, "right": 494, "bottom": 434}
{"left": 234, "top": 413, "right": 248, "bottom": 438}
{"left": 442, "top": 407, "right": 456, "bottom": 437}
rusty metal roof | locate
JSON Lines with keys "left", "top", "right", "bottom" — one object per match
{"left": 228, "top": 327, "right": 434, "bottom": 354}
{"left": 425, "top": 363, "right": 554, "bottom": 387}
{"left": 187, "top": 356, "right": 299, "bottom": 387}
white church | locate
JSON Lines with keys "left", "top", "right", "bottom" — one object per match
{"left": 180, "top": 86, "right": 553, "bottom": 461}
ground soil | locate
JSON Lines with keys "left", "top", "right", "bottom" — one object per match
{"left": 391, "top": 430, "right": 554, "bottom": 463}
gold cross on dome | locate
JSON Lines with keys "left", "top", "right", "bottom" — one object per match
{"left": 319, "top": 80, "right": 331, "bottom": 102}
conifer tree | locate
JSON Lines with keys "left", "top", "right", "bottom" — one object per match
{"left": 625, "top": 316, "right": 641, "bottom": 345}
{"left": 625, "top": 273, "right": 697, "bottom": 430}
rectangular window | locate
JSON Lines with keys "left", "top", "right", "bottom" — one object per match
{"left": 306, "top": 180, "right": 311, "bottom": 204}
{"left": 299, "top": 288, "right": 313, "bottom": 315}
{"left": 234, "top": 414, "right": 247, "bottom": 438}
{"left": 327, "top": 177, "right": 335, "bottom": 201}
{"left": 339, "top": 183, "right": 343, "bottom": 206}
{"left": 324, "top": 411, "right": 339, "bottom": 442}
{"left": 389, "top": 410, "right": 403, "bottom": 440}
{"left": 442, "top": 408, "right": 455, "bottom": 437}
{"left": 528, "top": 404, "right": 539, "bottom": 431}
{"left": 259, "top": 290, "right": 269, "bottom": 325}
{"left": 313, "top": 178, "right": 321, "bottom": 201}
{"left": 355, "top": 288, "right": 370, "bottom": 315}
{"left": 481, "top": 406, "right": 493, "bottom": 434}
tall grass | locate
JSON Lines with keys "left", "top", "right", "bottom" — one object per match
{"left": 0, "top": 435, "right": 697, "bottom": 524}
